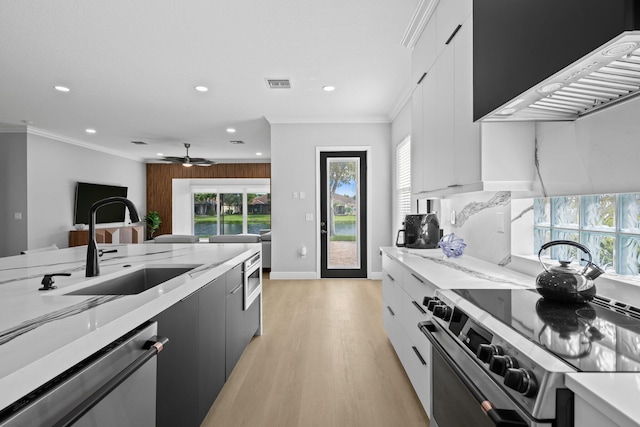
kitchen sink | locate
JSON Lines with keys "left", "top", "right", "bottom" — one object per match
{"left": 65, "top": 266, "right": 199, "bottom": 295}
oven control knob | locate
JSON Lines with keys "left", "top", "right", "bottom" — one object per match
{"left": 489, "top": 355, "right": 518, "bottom": 376}
{"left": 432, "top": 305, "right": 452, "bottom": 321}
{"left": 426, "top": 299, "right": 440, "bottom": 312}
{"left": 422, "top": 296, "right": 434, "bottom": 307}
{"left": 476, "top": 344, "right": 503, "bottom": 364}
{"left": 504, "top": 368, "right": 538, "bottom": 397}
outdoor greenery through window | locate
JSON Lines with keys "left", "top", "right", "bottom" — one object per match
{"left": 534, "top": 193, "right": 640, "bottom": 276}
{"left": 193, "top": 191, "right": 270, "bottom": 238}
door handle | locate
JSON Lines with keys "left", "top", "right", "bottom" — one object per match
{"left": 321, "top": 230, "right": 327, "bottom": 234}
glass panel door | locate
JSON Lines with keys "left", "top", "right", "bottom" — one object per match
{"left": 220, "top": 193, "right": 244, "bottom": 235}
{"left": 194, "top": 193, "right": 218, "bottom": 238}
{"left": 320, "top": 151, "right": 367, "bottom": 278}
{"left": 247, "top": 192, "right": 271, "bottom": 234}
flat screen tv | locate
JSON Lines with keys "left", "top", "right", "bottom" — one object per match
{"left": 74, "top": 182, "right": 128, "bottom": 225}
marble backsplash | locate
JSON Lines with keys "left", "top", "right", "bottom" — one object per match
{"left": 435, "top": 191, "right": 513, "bottom": 265}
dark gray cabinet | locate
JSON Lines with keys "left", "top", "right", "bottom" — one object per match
{"left": 198, "top": 276, "right": 226, "bottom": 421}
{"left": 155, "top": 260, "right": 260, "bottom": 427}
{"left": 155, "top": 276, "right": 226, "bottom": 427}
{"left": 155, "top": 289, "right": 200, "bottom": 427}
{"left": 225, "top": 264, "right": 260, "bottom": 379}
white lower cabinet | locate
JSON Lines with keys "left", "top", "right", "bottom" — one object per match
{"left": 382, "top": 254, "right": 433, "bottom": 417}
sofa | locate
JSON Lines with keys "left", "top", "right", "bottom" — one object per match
{"left": 208, "top": 231, "right": 271, "bottom": 269}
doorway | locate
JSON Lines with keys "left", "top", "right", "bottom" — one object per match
{"left": 319, "top": 151, "right": 367, "bottom": 278}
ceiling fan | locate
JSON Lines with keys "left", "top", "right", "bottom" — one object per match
{"left": 161, "top": 143, "right": 215, "bottom": 167}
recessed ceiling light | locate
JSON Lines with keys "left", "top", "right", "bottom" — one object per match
{"left": 322, "top": 85, "right": 336, "bottom": 92}
{"left": 194, "top": 86, "right": 208, "bottom": 92}
{"left": 85, "top": 128, "right": 96, "bottom": 134}
{"left": 157, "top": 152, "right": 164, "bottom": 156}
{"left": 256, "top": 152, "right": 263, "bottom": 156}
{"left": 54, "top": 85, "right": 70, "bottom": 92}
{"left": 226, "top": 128, "right": 236, "bottom": 133}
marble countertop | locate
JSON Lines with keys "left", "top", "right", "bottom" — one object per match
{"left": 380, "top": 246, "right": 536, "bottom": 289}
{"left": 380, "top": 246, "right": 640, "bottom": 425}
{"left": 0, "top": 243, "right": 259, "bottom": 410}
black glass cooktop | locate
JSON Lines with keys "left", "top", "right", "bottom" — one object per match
{"left": 452, "top": 288, "right": 640, "bottom": 372}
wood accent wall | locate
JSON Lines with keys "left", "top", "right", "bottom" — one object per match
{"left": 146, "top": 163, "right": 271, "bottom": 237}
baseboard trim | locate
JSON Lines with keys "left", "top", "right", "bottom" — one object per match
{"left": 269, "top": 271, "right": 383, "bottom": 280}
{"left": 369, "top": 271, "right": 382, "bottom": 280}
{"left": 269, "top": 272, "right": 319, "bottom": 280}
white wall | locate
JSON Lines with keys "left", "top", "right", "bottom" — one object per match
{"left": 535, "top": 97, "right": 640, "bottom": 197}
{"left": 270, "top": 122, "right": 392, "bottom": 279}
{"left": 26, "top": 133, "right": 146, "bottom": 251}
{"left": 0, "top": 133, "right": 28, "bottom": 257}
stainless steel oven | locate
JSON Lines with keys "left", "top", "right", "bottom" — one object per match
{"left": 423, "top": 319, "right": 546, "bottom": 427}
{"left": 419, "top": 289, "right": 575, "bottom": 427}
{"left": 243, "top": 252, "right": 261, "bottom": 310}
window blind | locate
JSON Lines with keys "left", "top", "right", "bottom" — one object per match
{"left": 395, "top": 137, "right": 411, "bottom": 230}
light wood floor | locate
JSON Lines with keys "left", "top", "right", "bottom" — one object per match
{"left": 201, "top": 275, "right": 430, "bottom": 427}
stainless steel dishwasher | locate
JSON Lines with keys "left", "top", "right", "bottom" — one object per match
{"left": 0, "top": 321, "right": 167, "bottom": 427}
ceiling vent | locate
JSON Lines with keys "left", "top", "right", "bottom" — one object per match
{"left": 130, "top": 140, "right": 147, "bottom": 145}
{"left": 265, "top": 78, "right": 291, "bottom": 89}
{"left": 230, "top": 140, "right": 245, "bottom": 144}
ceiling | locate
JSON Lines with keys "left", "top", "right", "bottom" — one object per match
{"left": 0, "top": 0, "right": 417, "bottom": 163}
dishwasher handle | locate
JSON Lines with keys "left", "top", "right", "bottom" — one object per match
{"left": 53, "top": 335, "right": 169, "bottom": 427}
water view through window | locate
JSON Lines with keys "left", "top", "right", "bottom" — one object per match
{"left": 194, "top": 192, "right": 270, "bottom": 237}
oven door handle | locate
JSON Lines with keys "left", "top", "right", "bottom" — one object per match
{"left": 419, "top": 321, "right": 528, "bottom": 427}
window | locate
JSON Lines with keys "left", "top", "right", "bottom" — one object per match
{"left": 534, "top": 193, "right": 640, "bottom": 276}
{"left": 193, "top": 188, "right": 270, "bottom": 238}
{"left": 395, "top": 137, "right": 411, "bottom": 230}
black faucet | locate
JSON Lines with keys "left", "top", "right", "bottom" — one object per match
{"left": 86, "top": 197, "right": 140, "bottom": 277}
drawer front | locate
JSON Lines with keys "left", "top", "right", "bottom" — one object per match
{"left": 381, "top": 253, "right": 403, "bottom": 284}
{"left": 382, "top": 269, "right": 399, "bottom": 311}
{"left": 402, "top": 269, "right": 436, "bottom": 304}
{"left": 392, "top": 317, "right": 432, "bottom": 417}
{"left": 383, "top": 300, "right": 400, "bottom": 346}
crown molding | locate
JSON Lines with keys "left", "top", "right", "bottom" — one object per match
{"left": 400, "top": 0, "right": 439, "bottom": 49}
{"left": 388, "top": 80, "right": 414, "bottom": 122}
{"left": 0, "top": 124, "right": 28, "bottom": 133}
{"left": 264, "top": 115, "right": 390, "bottom": 124}
{"left": 26, "top": 127, "right": 144, "bottom": 162}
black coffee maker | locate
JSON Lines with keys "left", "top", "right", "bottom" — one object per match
{"left": 396, "top": 214, "right": 440, "bottom": 249}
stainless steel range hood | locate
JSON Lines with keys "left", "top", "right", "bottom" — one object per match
{"left": 473, "top": 0, "right": 640, "bottom": 122}
{"left": 483, "top": 33, "right": 640, "bottom": 121}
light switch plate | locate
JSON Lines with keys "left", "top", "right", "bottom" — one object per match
{"left": 450, "top": 210, "right": 456, "bottom": 225}
{"left": 300, "top": 191, "right": 305, "bottom": 199}
{"left": 293, "top": 192, "right": 299, "bottom": 199}
{"left": 305, "top": 213, "right": 313, "bottom": 221}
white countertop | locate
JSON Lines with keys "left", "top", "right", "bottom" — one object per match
{"left": 380, "top": 246, "right": 536, "bottom": 289}
{"left": 566, "top": 373, "right": 640, "bottom": 427}
{"left": 381, "top": 246, "right": 640, "bottom": 426}
{"left": 0, "top": 243, "right": 259, "bottom": 409}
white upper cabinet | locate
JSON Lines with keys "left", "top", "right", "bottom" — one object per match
{"left": 411, "top": 15, "right": 437, "bottom": 86}
{"left": 436, "top": 0, "right": 473, "bottom": 50}
{"left": 410, "top": 0, "right": 535, "bottom": 196}
{"left": 452, "top": 18, "right": 480, "bottom": 188}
